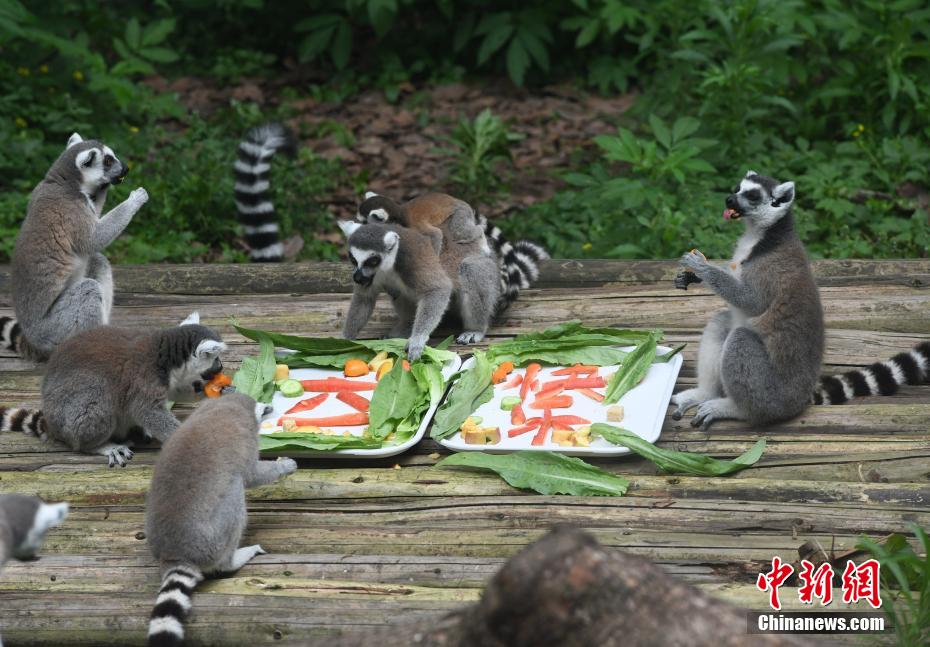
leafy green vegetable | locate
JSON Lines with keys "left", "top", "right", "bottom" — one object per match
{"left": 234, "top": 323, "right": 455, "bottom": 367}
{"left": 603, "top": 335, "right": 657, "bottom": 404}
{"left": 431, "top": 350, "right": 494, "bottom": 439}
{"left": 232, "top": 332, "right": 276, "bottom": 403}
{"left": 438, "top": 451, "right": 629, "bottom": 496}
{"left": 590, "top": 424, "right": 766, "bottom": 476}
{"left": 259, "top": 432, "right": 382, "bottom": 452}
{"left": 368, "top": 360, "right": 422, "bottom": 440}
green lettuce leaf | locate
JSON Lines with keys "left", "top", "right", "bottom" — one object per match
{"left": 603, "top": 335, "right": 657, "bottom": 404}
{"left": 590, "top": 424, "right": 766, "bottom": 476}
{"left": 438, "top": 451, "right": 628, "bottom": 496}
{"left": 259, "top": 432, "right": 382, "bottom": 452}
{"left": 232, "top": 332, "right": 276, "bottom": 403}
{"left": 431, "top": 350, "right": 494, "bottom": 439}
{"left": 368, "top": 360, "right": 422, "bottom": 440}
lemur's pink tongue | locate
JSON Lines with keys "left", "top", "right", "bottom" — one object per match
{"left": 723, "top": 208, "right": 739, "bottom": 220}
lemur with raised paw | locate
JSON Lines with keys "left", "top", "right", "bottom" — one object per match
{"left": 671, "top": 171, "right": 825, "bottom": 430}
{"left": 145, "top": 393, "right": 297, "bottom": 647}
{"left": 356, "top": 191, "right": 548, "bottom": 315}
{"left": 0, "top": 133, "right": 148, "bottom": 360}
{"left": 0, "top": 314, "right": 225, "bottom": 467}
{"left": 339, "top": 219, "right": 506, "bottom": 361}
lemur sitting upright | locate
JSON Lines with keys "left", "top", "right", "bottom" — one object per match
{"left": 671, "top": 171, "right": 825, "bottom": 429}
{"left": 339, "top": 219, "right": 502, "bottom": 361}
{"left": 356, "top": 191, "right": 485, "bottom": 254}
{"left": 356, "top": 191, "right": 548, "bottom": 315}
{"left": 0, "top": 314, "right": 226, "bottom": 467}
{"left": 0, "top": 133, "right": 148, "bottom": 360}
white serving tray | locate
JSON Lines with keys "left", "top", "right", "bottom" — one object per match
{"left": 260, "top": 353, "right": 461, "bottom": 458}
{"left": 438, "top": 346, "right": 683, "bottom": 457}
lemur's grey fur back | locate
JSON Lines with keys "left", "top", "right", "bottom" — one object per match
{"left": 234, "top": 122, "right": 297, "bottom": 262}
{"left": 813, "top": 341, "right": 930, "bottom": 404}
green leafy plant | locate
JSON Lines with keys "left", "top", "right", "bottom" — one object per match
{"left": 441, "top": 108, "right": 523, "bottom": 201}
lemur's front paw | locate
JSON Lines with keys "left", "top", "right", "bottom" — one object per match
{"left": 406, "top": 338, "right": 425, "bottom": 362}
{"left": 129, "top": 187, "right": 149, "bottom": 208}
{"left": 680, "top": 249, "right": 708, "bottom": 274}
{"left": 456, "top": 331, "right": 484, "bottom": 345}
{"left": 276, "top": 457, "right": 298, "bottom": 475}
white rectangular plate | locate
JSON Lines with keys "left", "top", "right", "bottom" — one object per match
{"left": 260, "top": 354, "right": 462, "bottom": 458}
{"left": 438, "top": 346, "right": 683, "bottom": 456}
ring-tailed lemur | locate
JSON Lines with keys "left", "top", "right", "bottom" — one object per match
{"left": 356, "top": 191, "right": 548, "bottom": 316}
{"left": 233, "top": 122, "right": 297, "bottom": 262}
{"left": 813, "top": 342, "right": 930, "bottom": 404}
{"left": 145, "top": 393, "right": 296, "bottom": 647}
{"left": 0, "top": 494, "right": 68, "bottom": 567}
{"left": 671, "top": 171, "right": 825, "bottom": 430}
{"left": 0, "top": 133, "right": 148, "bottom": 360}
{"left": 0, "top": 313, "right": 226, "bottom": 466}
{"left": 339, "top": 219, "right": 501, "bottom": 360}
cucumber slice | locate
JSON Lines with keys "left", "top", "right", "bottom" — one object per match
{"left": 278, "top": 379, "right": 304, "bottom": 398}
{"left": 500, "top": 396, "right": 522, "bottom": 411}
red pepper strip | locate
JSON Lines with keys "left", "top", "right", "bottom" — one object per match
{"left": 550, "top": 414, "right": 591, "bottom": 426}
{"left": 507, "top": 418, "right": 543, "bottom": 438}
{"left": 336, "top": 391, "right": 370, "bottom": 412}
{"left": 520, "top": 363, "right": 542, "bottom": 400}
{"left": 551, "top": 364, "right": 598, "bottom": 376}
{"left": 532, "top": 410, "right": 552, "bottom": 446}
{"left": 511, "top": 403, "right": 527, "bottom": 426}
{"left": 502, "top": 373, "right": 523, "bottom": 389}
{"left": 529, "top": 395, "right": 574, "bottom": 410}
{"left": 301, "top": 378, "right": 377, "bottom": 392}
{"left": 284, "top": 393, "right": 329, "bottom": 415}
{"left": 564, "top": 376, "right": 606, "bottom": 389}
{"left": 577, "top": 388, "right": 605, "bottom": 403}
{"left": 278, "top": 412, "right": 370, "bottom": 427}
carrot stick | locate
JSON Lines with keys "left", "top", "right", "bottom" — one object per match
{"left": 507, "top": 418, "right": 542, "bottom": 438}
{"left": 284, "top": 393, "right": 329, "bottom": 415}
{"left": 511, "top": 403, "right": 526, "bottom": 426}
{"left": 491, "top": 361, "right": 515, "bottom": 384}
{"left": 532, "top": 411, "right": 552, "bottom": 446}
{"left": 520, "top": 363, "right": 541, "bottom": 400}
{"left": 577, "top": 388, "right": 604, "bottom": 402}
{"left": 278, "top": 413, "right": 370, "bottom": 427}
{"left": 529, "top": 395, "right": 574, "bottom": 410}
{"left": 550, "top": 414, "right": 591, "bottom": 426}
{"left": 552, "top": 364, "right": 598, "bottom": 376}
{"left": 535, "top": 382, "right": 566, "bottom": 400}
{"left": 564, "top": 376, "right": 606, "bottom": 389}
{"left": 300, "top": 378, "right": 377, "bottom": 392}
{"left": 502, "top": 373, "right": 523, "bottom": 389}
{"left": 336, "top": 391, "right": 370, "bottom": 412}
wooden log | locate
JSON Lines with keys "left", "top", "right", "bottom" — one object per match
{"left": 328, "top": 526, "right": 808, "bottom": 647}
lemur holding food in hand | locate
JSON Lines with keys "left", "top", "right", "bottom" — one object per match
{"left": 145, "top": 393, "right": 297, "bottom": 647}
{"left": 0, "top": 133, "right": 148, "bottom": 360}
{"left": 671, "top": 171, "right": 825, "bottom": 429}
{"left": 356, "top": 190, "right": 548, "bottom": 316}
{"left": 0, "top": 313, "right": 226, "bottom": 467}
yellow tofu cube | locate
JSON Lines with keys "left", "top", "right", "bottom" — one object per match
{"left": 607, "top": 405, "right": 625, "bottom": 422}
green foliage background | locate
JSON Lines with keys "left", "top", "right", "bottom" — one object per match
{"left": 1, "top": 0, "right": 928, "bottom": 262}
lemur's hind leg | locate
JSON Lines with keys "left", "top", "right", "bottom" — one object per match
{"left": 456, "top": 254, "right": 500, "bottom": 345}
{"left": 672, "top": 310, "right": 732, "bottom": 419}
{"left": 86, "top": 253, "right": 113, "bottom": 324}
{"left": 210, "top": 545, "right": 266, "bottom": 576}
{"left": 389, "top": 296, "right": 417, "bottom": 338}
{"left": 26, "top": 279, "right": 107, "bottom": 355}
{"left": 446, "top": 205, "right": 484, "bottom": 246}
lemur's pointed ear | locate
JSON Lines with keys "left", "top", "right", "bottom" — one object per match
{"left": 180, "top": 312, "right": 200, "bottom": 326}
{"left": 383, "top": 231, "right": 399, "bottom": 251}
{"left": 772, "top": 181, "right": 795, "bottom": 206}
{"left": 67, "top": 133, "right": 84, "bottom": 149}
{"left": 196, "top": 339, "right": 227, "bottom": 358}
{"left": 745, "top": 169, "right": 758, "bottom": 178}
{"left": 339, "top": 220, "right": 361, "bottom": 237}
{"left": 364, "top": 191, "right": 379, "bottom": 200}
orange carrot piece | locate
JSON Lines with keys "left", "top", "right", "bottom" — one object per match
{"left": 284, "top": 393, "right": 329, "bottom": 415}
{"left": 507, "top": 418, "right": 543, "bottom": 438}
{"left": 578, "top": 388, "right": 605, "bottom": 402}
{"left": 343, "top": 359, "right": 370, "bottom": 377}
{"left": 550, "top": 414, "right": 591, "bottom": 426}
{"left": 551, "top": 364, "right": 598, "bottom": 376}
{"left": 529, "top": 395, "right": 574, "bottom": 410}
{"left": 511, "top": 403, "right": 526, "bottom": 426}
{"left": 520, "top": 363, "right": 541, "bottom": 400}
{"left": 491, "top": 361, "right": 515, "bottom": 384}
{"left": 336, "top": 391, "right": 370, "bottom": 412}
{"left": 278, "top": 412, "right": 370, "bottom": 427}
{"left": 564, "top": 376, "right": 606, "bottom": 389}
{"left": 502, "top": 373, "right": 523, "bottom": 389}
{"left": 531, "top": 410, "right": 552, "bottom": 445}
{"left": 300, "top": 378, "right": 377, "bottom": 392}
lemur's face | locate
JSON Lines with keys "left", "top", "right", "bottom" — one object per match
{"left": 724, "top": 171, "right": 795, "bottom": 228}
{"left": 338, "top": 221, "right": 400, "bottom": 287}
{"left": 355, "top": 193, "right": 400, "bottom": 225}
{"left": 68, "top": 133, "right": 129, "bottom": 195}
{"left": 169, "top": 320, "right": 228, "bottom": 403}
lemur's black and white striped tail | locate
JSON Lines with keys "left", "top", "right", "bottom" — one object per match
{"left": 0, "top": 316, "right": 24, "bottom": 354}
{"left": 147, "top": 563, "right": 204, "bottom": 647}
{"left": 478, "top": 215, "right": 549, "bottom": 315}
{"left": 0, "top": 406, "right": 48, "bottom": 440}
{"left": 234, "top": 122, "right": 297, "bottom": 262}
{"left": 812, "top": 342, "right": 930, "bottom": 405}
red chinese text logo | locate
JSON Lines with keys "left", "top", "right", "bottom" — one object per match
{"left": 757, "top": 558, "right": 882, "bottom": 610}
